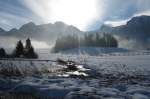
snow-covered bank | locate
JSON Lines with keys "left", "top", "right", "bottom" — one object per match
{"left": 1, "top": 77, "right": 150, "bottom": 99}
{"left": 0, "top": 51, "right": 150, "bottom": 98}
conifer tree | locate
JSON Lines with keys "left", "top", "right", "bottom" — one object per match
{"left": 14, "top": 40, "right": 24, "bottom": 57}
{"left": 0, "top": 48, "right": 6, "bottom": 58}
{"left": 24, "top": 38, "right": 38, "bottom": 58}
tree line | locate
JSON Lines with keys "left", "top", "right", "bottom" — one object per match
{"left": 0, "top": 38, "right": 38, "bottom": 58}
{"left": 53, "top": 33, "right": 118, "bottom": 52}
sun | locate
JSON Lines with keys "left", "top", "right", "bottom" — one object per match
{"left": 23, "top": 0, "right": 100, "bottom": 31}
{"left": 49, "top": 0, "right": 99, "bottom": 30}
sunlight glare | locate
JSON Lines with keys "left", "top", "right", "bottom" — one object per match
{"left": 23, "top": 0, "right": 100, "bottom": 31}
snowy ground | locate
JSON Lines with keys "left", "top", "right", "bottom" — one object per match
{"left": 0, "top": 50, "right": 150, "bottom": 99}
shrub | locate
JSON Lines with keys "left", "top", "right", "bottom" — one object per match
{"left": 0, "top": 48, "right": 6, "bottom": 58}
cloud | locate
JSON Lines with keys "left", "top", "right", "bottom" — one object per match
{"left": 21, "top": 0, "right": 52, "bottom": 21}
{"left": 90, "top": 0, "right": 150, "bottom": 29}
{"left": 107, "top": 0, "right": 150, "bottom": 19}
{"left": 0, "top": 0, "right": 44, "bottom": 30}
{"left": 104, "top": 19, "right": 130, "bottom": 27}
{"left": 0, "top": 12, "right": 29, "bottom": 30}
{"left": 1, "top": 0, "right": 150, "bottom": 31}
{"left": 134, "top": 11, "right": 150, "bottom": 17}
{"left": 21, "top": 0, "right": 100, "bottom": 31}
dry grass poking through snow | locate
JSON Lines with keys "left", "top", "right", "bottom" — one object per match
{"left": 0, "top": 60, "right": 63, "bottom": 77}
{"left": 0, "top": 93, "right": 39, "bottom": 99}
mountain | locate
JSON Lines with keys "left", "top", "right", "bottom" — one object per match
{"left": 0, "top": 16, "right": 150, "bottom": 49}
{"left": 99, "top": 15, "right": 150, "bottom": 49}
{"left": 3, "top": 21, "right": 84, "bottom": 44}
{"left": 0, "top": 28, "right": 6, "bottom": 35}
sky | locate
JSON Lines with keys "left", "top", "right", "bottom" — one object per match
{"left": 0, "top": 0, "right": 150, "bottom": 31}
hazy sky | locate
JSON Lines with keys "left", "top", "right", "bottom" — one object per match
{"left": 0, "top": 0, "right": 150, "bottom": 31}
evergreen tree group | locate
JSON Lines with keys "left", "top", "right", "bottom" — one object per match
{"left": 53, "top": 33, "right": 118, "bottom": 52}
{"left": 13, "top": 38, "right": 38, "bottom": 58}
{"left": 54, "top": 35, "right": 79, "bottom": 52}
{"left": 83, "top": 33, "right": 118, "bottom": 47}
{"left": 0, "top": 38, "right": 38, "bottom": 59}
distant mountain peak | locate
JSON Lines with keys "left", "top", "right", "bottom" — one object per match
{"left": 54, "top": 21, "right": 66, "bottom": 25}
{"left": 99, "top": 15, "right": 150, "bottom": 49}
{"left": 9, "top": 28, "right": 18, "bottom": 32}
{"left": 132, "top": 15, "right": 150, "bottom": 20}
{"left": 20, "top": 22, "right": 36, "bottom": 28}
{"left": 0, "top": 28, "right": 5, "bottom": 32}
{"left": 25, "top": 22, "right": 36, "bottom": 26}
{"left": 0, "top": 21, "right": 83, "bottom": 44}
{"left": 127, "top": 15, "right": 150, "bottom": 26}
{"left": 54, "top": 21, "right": 69, "bottom": 29}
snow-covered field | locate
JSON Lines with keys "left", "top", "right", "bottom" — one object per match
{"left": 0, "top": 50, "right": 150, "bottom": 99}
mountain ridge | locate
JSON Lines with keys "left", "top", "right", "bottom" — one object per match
{"left": 0, "top": 15, "right": 150, "bottom": 49}
{"left": 0, "top": 21, "right": 84, "bottom": 44}
{"left": 99, "top": 15, "right": 150, "bottom": 49}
